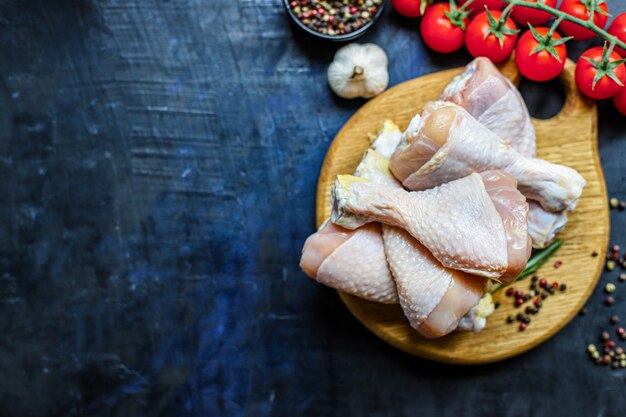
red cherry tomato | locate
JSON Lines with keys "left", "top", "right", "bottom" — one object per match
{"left": 391, "top": 0, "right": 430, "bottom": 18}
{"left": 466, "top": 10, "right": 519, "bottom": 63}
{"left": 559, "top": 0, "right": 609, "bottom": 41}
{"left": 458, "top": 0, "right": 505, "bottom": 18}
{"left": 511, "top": 0, "right": 558, "bottom": 27}
{"left": 515, "top": 27, "right": 567, "bottom": 82}
{"left": 608, "top": 13, "right": 626, "bottom": 57}
{"left": 575, "top": 46, "right": 626, "bottom": 100}
{"left": 420, "top": 3, "right": 469, "bottom": 53}
{"left": 614, "top": 86, "right": 626, "bottom": 115}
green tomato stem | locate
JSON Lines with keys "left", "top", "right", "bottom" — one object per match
{"left": 547, "top": 15, "right": 565, "bottom": 39}
{"left": 504, "top": 0, "right": 626, "bottom": 51}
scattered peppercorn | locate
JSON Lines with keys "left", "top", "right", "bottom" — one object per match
{"left": 605, "top": 283, "right": 616, "bottom": 294}
{"left": 588, "top": 344, "right": 597, "bottom": 353}
{"left": 560, "top": 283, "right": 567, "bottom": 291}
{"left": 606, "top": 296, "right": 615, "bottom": 306}
{"left": 620, "top": 273, "right": 626, "bottom": 283}
{"left": 530, "top": 282, "right": 537, "bottom": 290}
{"left": 514, "top": 298, "right": 524, "bottom": 307}
{"left": 611, "top": 315, "right": 620, "bottom": 324}
{"left": 554, "top": 260, "right": 562, "bottom": 269}
{"left": 523, "top": 294, "right": 531, "bottom": 302}
{"left": 519, "top": 322, "right": 527, "bottom": 331}
{"left": 602, "top": 331, "right": 611, "bottom": 341}
{"left": 618, "top": 328, "right": 625, "bottom": 337}
{"left": 620, "top": 201, "right": 626, "bottom": 211}
{"left": 505, "top": 287, "right": 514, "bottom": 297}
{"left": 514, "top": 290, "right": 524, "bottom": 299}
{"left": 579, "top": 307, "right": 589, "bottom": 316}
{"left": 607, "top": 260, "right": 616, "bottom": 271}
{"left": 552, "top": 282, "right": 559, "bottom": 289}
{"left": 603, "top": 355, "right": 612, "bottom": 365}
{"left": 494, "top": 302, "right": 500, "bottom": 309}
{"left": 531, "top": 275, "right": 538, "bottom": 282}
{"left": 592, "top": 250, "right": 599, "bottom": 257}
{"left": 507, "top": 315, "right": 515, "bottom": 323}
{"left": 610, "top": 198, "right": 619, "bottom": 208}
{"left": 541, "top": 292, "right": 548, "bottom": 300}
{"left": 617, "top": 347, "right": 624, "bottom": 355}
{"left": 613, "top": 245, "right": 620, "bottom": 253}
{"left": 606, "top": 341, "right": 616, "bottom": 349}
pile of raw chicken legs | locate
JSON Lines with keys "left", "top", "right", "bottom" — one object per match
{"left": 301, "top": 58, "right": 586, "bottom": 339}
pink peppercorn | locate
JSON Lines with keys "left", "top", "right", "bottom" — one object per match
{"left": 618, "top": 327, "right": 625, "bottom": 336}
{"left": 539, "top": 279, "right": 547, "bottom": 288}
{"left": 506, "top": 287, "right": 514, "bottom": 297}
{"left": 515, "top": 298, "right": 524, "bottom": 307}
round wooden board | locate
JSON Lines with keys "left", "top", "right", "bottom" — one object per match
{"left": 315, "top": 58, "right": 609, "bottom": 364}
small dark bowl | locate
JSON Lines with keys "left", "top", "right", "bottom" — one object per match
{"left": 282, "top": 0, "right": 388, "bottom": 42}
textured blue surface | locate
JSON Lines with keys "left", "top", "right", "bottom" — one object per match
{"left": 0, "top": 0, "right": 626, "bottom": 416}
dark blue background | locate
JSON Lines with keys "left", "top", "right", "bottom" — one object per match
{"left": 0, "top": 0, "right": 625, "bottom": 416}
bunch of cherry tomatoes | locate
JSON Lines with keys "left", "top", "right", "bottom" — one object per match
{"left": 391, "top": 0, "right": 626, "bottom": 115}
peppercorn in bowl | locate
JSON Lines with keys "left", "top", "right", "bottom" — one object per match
{"left": 283, "top": 0, "right": 387, "bottom": 41}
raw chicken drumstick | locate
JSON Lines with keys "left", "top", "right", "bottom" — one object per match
{"left": 331, "top": 170, "right": 531, "bottom": 283}
{"left": 390, "top": 101, "right": 586, "bottom": 213}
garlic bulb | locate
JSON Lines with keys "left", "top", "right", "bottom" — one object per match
{"left": 327, "top": 43, "right": 389, "bottom": 99}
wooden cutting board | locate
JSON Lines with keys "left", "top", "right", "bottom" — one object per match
{"left": 315, "top": 58, "right": 609, "bottom": 364}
